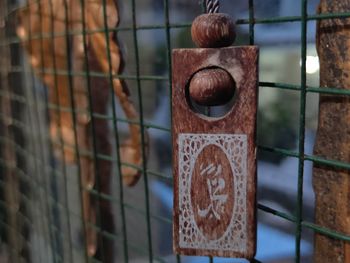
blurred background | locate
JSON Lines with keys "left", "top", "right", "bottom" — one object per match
{"left": 0, "top": 0, "right": 322, "bottom": 262}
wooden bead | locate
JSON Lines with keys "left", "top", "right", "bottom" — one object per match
{"left": 191, "top": 13, "right": 236, "bottom": 48}
{"left": 189, "top": 68, "right": 235, "bottom": 106}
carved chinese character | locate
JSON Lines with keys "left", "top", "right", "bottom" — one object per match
{"left": 198, "top": 164, "right": 228, "bottom": 220}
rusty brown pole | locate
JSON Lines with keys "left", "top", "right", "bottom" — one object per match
{"left": 314, "top": 0, "right": 350, "bottom": 262}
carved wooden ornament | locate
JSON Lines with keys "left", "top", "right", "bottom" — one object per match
{"left": 172, "top": 4, "right": 258, "bottom": 259}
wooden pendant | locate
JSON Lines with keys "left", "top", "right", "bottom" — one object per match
{"left": 172, "top": 9, "right": 258, "bottom": 259}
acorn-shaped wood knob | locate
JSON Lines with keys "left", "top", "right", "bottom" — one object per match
{"left": 191, "top": 13, "right": 236, "bottom": 48}
{"left": 189, "top": 68, "right": 235, "bottom": 106}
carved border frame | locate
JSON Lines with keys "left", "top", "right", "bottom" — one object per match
{"left": 178, "top": 133, "right": 247, "bottom": 252}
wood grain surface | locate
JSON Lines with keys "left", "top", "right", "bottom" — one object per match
{"left": 191, "top": 13, "right": 236, "bottom": 48}
{"left": 314, "top": 1, "right": 350, "bottom": 262}
{"left": 172, "top": 46, "right": 258, "bottom": 259}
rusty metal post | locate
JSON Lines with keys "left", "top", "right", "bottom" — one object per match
{"left": 314, "top": 0, "right": 350, "bottom": 262}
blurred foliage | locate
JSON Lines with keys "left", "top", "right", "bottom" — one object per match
{"left": 257, "top": 101, "right": 297, "bottom": 163}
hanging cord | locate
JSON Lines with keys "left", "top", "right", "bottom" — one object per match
{"left": 205, "top": 0, "right": 220, "bottom": 13}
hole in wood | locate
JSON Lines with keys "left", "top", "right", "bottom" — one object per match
{"left": 186, "top": 66, "right": 236, "bottom": 118}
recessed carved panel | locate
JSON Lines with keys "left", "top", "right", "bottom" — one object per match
{"left": 178, "top": 133, "right": 247, "bottom": 252}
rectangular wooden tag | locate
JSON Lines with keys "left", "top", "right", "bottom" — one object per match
{"left": 172, "top": 46, "right": 258, "bottom": 259}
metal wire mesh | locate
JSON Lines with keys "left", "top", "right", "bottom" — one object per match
{"left": 0, "top": 0, "right": 350, "bottom": 262}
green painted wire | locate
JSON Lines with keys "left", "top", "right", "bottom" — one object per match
{"left": 5, "top": 106, "right": 349, "bottom": 173}
{"left": 22, "top": 32, "right": 49, "bottom": 263}
{"left": 130, "top": 0, "right": 154, "bottom": 261}
{"left": 162, "top": 0, "right": 181, "bottom": 260}
{"left": 0, "top": 1, "right": 42, "bottom": 262}
{"left": 4, "top": 100, "right": 349, "bottom": 172}
{"left": 258, "top": 201, "right": 350, "bottom": 242}
{"left": 295, "top": 0, "right": 308, "bottom": 261}
{"left": 61, "top": 0, "right": 90, "bottom": 260}
{"left": 100, "top": 0, "right": 129, "bottom": 261}
{"left": 3, "top": 133, "right": 350, "bottom": 250}
{"left": 2, "top": 11, "right": 350, "bottom": 46}
{"left": 6, "top": 65, "right": 350, "bottom": 96}
{"left": 4, "top": 0, "right": 350, "bottom": 261}
{"left": 0, "top": 164, "right": 37, "bottom": 257}
{"left": 78, "top": 0, "right": 107, "bottom": 261}
{"left": 46, "top": 0, "right": 74, "bottom": 261}
{"left": 249, "top": 0, "right": 255, "bottom": 45}
{"left": 30, "top": 0, "right": 59, "bottom": 260}
{"left": 302, "top": 222, "right": 350, "bottom": 242}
